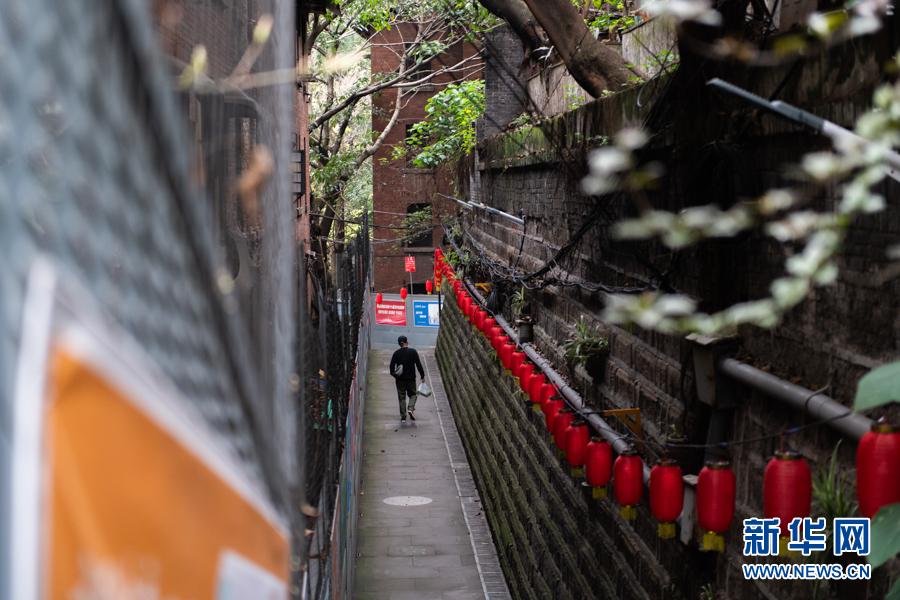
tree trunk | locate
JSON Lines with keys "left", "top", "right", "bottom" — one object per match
{"left": 520, "top": 0, "right": 638, "bottom": 96}
{"left": 476, "top": 0, "right": 545, "bottom": 56}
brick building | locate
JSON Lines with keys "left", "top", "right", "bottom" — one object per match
{"left": 371, "top": 24, "right": 481, "bottom": 293}
{"left": 440, "top": 22, "right": 900, "bottom": 600}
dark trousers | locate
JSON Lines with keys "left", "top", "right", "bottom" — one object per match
{"left": 395, "top": 378, "right": 417, "bottom": 417}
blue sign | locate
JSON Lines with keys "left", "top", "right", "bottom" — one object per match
{"left": 413, "top": 301, "right": 440, "bottom": 327}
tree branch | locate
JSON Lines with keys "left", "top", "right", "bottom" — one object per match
{"left": 521, "top": 0, "right": 640, "bottom": 95}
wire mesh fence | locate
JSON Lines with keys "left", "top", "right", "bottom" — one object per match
{"left": 0, "top": 0, "right": 370, "bottom": 596}
{"left": 300, "top": 219, "right": 372, "bottom": 599}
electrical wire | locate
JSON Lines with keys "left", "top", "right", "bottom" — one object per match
{"left": 448, "top": 276, "right": 848, "bottom": 462}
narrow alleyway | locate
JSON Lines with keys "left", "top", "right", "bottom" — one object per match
{"left": 353, "top": 349, "right": 510, "bottom": 600}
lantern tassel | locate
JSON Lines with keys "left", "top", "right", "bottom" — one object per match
{"left": 619, "top": 505, "right": 637, "bottom": 521}
{"left": 701, "top": 531, "right": 725, "bottom": 552}
{"left": 657, "top": 523, "right": 676, "bottom": 539}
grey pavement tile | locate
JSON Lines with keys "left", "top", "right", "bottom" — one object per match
{"left": 353, "top": 349, "right": 510, "bottom": 600}
{"left": 387, "top": 544, "right": 438, "bottom": 557}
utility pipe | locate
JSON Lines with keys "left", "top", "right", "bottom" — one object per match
{"left": 460, "top": 280, "right": 651, "bottom": 482}
{"left": 717, "top": 358, "right": 872, "bottom": 441}
{"left": 438, "top": 193, "right": 525, "bottom": 226}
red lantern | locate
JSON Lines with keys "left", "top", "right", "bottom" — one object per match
{"left": 553, "top": 408, "right": 575, "bottom": 451}
{"left": 614, "top": 450, "right": 643, "bottom": 520}
{"left": 500, "top": 342, "right": 515, "bottom": 370}
{"left": 518, "top": 363, "right": 535, "bottom": 395}
{"left": 764, "top": 450, "right": 811, "bottom": 537}
{"left": 540, "top": 383, "right": 556, "bottom": 408}
{"left": 510, "top": 351, "right": 525, "bottom": 376}
{"left": 475, "top": 309, "right": 486, "bottom": 330}
{"left": 434, "top": 248, "right": 443, "bottom": 260}
{"left": 697, "top": 459, "right": 735, "bottom": 552}
{"left": 483, "top": 317, "right": 497, "bottom": 334}
{"left": 425, "top": 279, "right": 433, "bottom": 294}
{"left": 375, "top": 292, "right": 383, "bottom": 304}
{"left": 857, "top": 420, "right": 900, "bottom": 518}
{"left": 489, "top": 326, "right": 503, "bottom": 349}
{"left": 528, "top": 373, "right": 546, "bottom": 409}
{"left": 400, "top": 287, "right": 408, "bottom": 300}
{"left": 586, "top": 437, "right": 612, "bottom": 498}
{"left": 544, "top": 396, "right": 565, "bottom": 431}
{"left": 453, "top": 280, "right": 462, "bottom": 294}
{"left": 565, "top": 420, "right": 590, "bottom": 476}
{"left": 650, "top": 458, "right": 684, "bottom": 538}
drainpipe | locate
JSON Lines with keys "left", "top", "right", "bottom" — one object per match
{"left": 437, "top": 193, "right": 526, "bottom": 226}
{"left": 717, "top": 358, "right": 872, "bottom": 441}
{"left": 460, "top": 280, "right": 651, "bottom": 482}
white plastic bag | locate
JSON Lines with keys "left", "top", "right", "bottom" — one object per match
{"left": 416, "top": 381, "right": 432, "bottom": 397}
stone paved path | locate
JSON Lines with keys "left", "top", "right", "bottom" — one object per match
{"left": 353, "top": 349, "right": 510, "bottom": 600}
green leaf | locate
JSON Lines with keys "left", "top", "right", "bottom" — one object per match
{"left": 854, "top": 361, "right": 900, "bottom": 411}
{"left": 868, "top": 502, "right": 900, "bottom": 568}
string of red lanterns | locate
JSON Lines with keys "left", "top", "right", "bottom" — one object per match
{"left": 433, "top": 247, "right": 899, "bottom": 554}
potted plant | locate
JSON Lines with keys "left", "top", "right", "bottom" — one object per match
{"left": 562, "top": 316, "right": 610, "bottom": 382}
{"left": 510, "top": 286, "right": 534, "bottom": 343}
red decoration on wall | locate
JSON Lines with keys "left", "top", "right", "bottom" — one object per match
{"left": 399, "top": 287, "right": 408, "bottom": 300}
{"left": 489, "top": 327, "right": 504, "bottom": 351}
{"left": 614, "top": 450, "right": 643, "bottom": 520}
{"left": 857, "top": 420, "right": 900, "bottom": 518}
{"left": 650, "top": 458, "right": 684, "bottom": 538}
{"left": 528, "top": 373, "right": 546, "bottom": 405}
{"left": 764, "top": 450, "right": 811, "bottom": 536}
{"left": 483, "top": 317, "right": 497, "bottom": 334}
{"left": 518, "top": 363, "right": 535, "bottom": 394}
{"left": 500, "top": 342, "right": 515, "bottom": 370}
{"left": 540, "top": 383, "right": 556, "bottom": 409}
{"left": 425, "top": 279, "right": 433, "bottom": 294}
{"left": 510, "top": 351, "right": 525, "bottom": 376}
{"left": 553, "top": 408, "right": 575, "bottom": 451}
{"left": 586, "top": 437, "right": 612, "bottom": 498}
{"left": 565, "top": 420, "right": 590, "bottom": 470}
{"left": 697, "top": 459, "right": 735, "bottom": 552}
{"left": 375, "top": 292, "right": 383, "bottom": 304}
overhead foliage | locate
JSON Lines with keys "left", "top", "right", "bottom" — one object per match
{"left": 395, "top": 80, "right": 486, "bottom": 168}
{"left": 303, "top": 0, "right": 491, "bottom": 250}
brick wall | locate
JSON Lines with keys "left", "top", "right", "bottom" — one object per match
{"left": 448, "top": 26, "right": 898, "bottom": 600}
{"left": 436, "top": 291, "right": 715, "bottom": 600}
{"left": 479, "top": 25, "right": 528, "bottom": 141}
{"left": 371, "top": 24, "right": 482, "bottom": 292}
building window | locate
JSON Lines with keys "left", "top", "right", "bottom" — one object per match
{"left": 403, "top": 52, "right": 432, "bottom": 81}
{"left": 405, "top": 203, "right": 432, "bottom": 248}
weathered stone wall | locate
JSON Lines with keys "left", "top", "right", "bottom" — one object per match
{"left": 448, "top": 26, "right": 899, "bottom": 600}
{"left": 436, "top": 291, "right": 715, "bottom": 600}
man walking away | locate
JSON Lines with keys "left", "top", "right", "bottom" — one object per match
{"left": 389, "top": 335, "right": 425, "bottom": 423}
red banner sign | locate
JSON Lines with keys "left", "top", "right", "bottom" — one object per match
{"left": 375, "top": 300, "right": 406, "bottom": 326}
{"left": 404, "top": 256, "right": 416, "bottom": 272}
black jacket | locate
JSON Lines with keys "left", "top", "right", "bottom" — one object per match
{"left": 390, "top": 347, "right": 424, "bottom": 381}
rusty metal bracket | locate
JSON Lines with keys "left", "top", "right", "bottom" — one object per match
{"left": 600, "top": 408, "right": 642, "bottom": 440}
